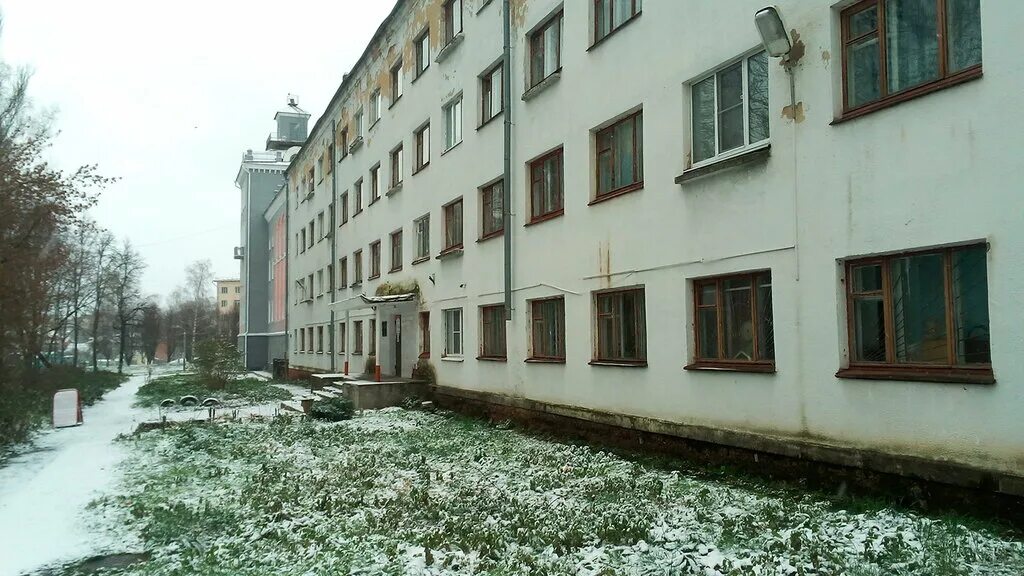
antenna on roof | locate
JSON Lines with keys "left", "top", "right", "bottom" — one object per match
{"left": 287, "top": 94, "right": 298, "bottom": 107}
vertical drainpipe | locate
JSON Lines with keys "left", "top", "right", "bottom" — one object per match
{"left": 284, "top": 167, "right": 291, "bottom": 375}
{"left": 329, "top": 119, "right": 337, "bottom": 373}
{"left": 502, "top": 0, "right": 513, "bottom": 319}
{"left": 244, "top": 170, "right": 251, "bottom": 368}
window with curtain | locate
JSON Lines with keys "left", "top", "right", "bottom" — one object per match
{"left": 529, "top": 12, "right": 562, "bottom": 88}
{"left": 480, "top": 305, "right": 506, "bottom": 359}
{"left": 693, "top": 271, "right": 775, "bottom": 367}
{"left": 594, "top": 0, "right": 641, "bottom": 44}
{"left": 444, "top": 97, "right": 463, "bottom": 150}
{"left": 443, "top": 198, "right": 463, "bottom": 251}
{"left": 530, "top": 298, "right": 565, "bottom": 361}
{"left": 390, "top": 230, "right": 403, "bottom": 272}
{"left": 444, "top": 308, "right": 463, "bottom": 357}
{"left": 369, "top": 240, "right": 381, "bottom": 279}
{"left": 481, "top": 180, "right": 504, "bottom": 239}
{"left": 842, "top": 0, "right": 982, "bottom": 112}
{"left": 481, "top": 63, "right": 503, "bottom": 123}
{"left": 593, "top": 288, "right": 646, "bottom": 363}
{"left": 414, "top": 214, "right": 430, "bottom": 260}
{"left": 529, "top": 148, "right": 563, "bottom": 222}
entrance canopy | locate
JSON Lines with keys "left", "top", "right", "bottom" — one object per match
{"left": 330, "top": 292, "right": 417, "bottom": 312}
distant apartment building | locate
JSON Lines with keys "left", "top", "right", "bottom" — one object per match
{"left": 283, "top": 0, "right": 1023, "bottom": 492}
{"left": 235, "top": 98, "right": 308, "bottom": 369}
{"left": 214, "top": 279, "right": 241, "bottom": 315}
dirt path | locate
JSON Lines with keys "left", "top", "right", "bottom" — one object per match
{"left": 0, "top": 369, "right": 152, "bottom": 576}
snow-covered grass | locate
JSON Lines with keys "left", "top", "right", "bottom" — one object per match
{"left": 80, "top": 409, "right": 1024, "bottom": 575}
{"left": 134, "top": 373, "right": 292, "bottom": 410}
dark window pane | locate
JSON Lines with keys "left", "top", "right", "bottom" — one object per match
{"left": 847, "top": 34, "right": 881, "bottom": 107}
{"left": 691, "top": 76, "right": 716, "bottom": 163}
{"left": 952, "top": 246, "right": 989, "bottom": 364}
{"left": 613, "top": 117, "right": 636, "bottom": 189}
{"left": 854, "top": 296, "right": 887, "bottom": 361}
{"left": 757, "top": 274, "right": 775, "bottom": 360}
{"left": 699, "top": 283, "right": 717, "bottom": 306}
{"left": 723, "top": 278, "right": 754, "bottom": 360}
{"left": 698, "top": 307, "right": 718, "bottom": 360}
{"left": 853, "top": 264, "right": 883, "bottom": 292}
{"left": 890, "top": 253, "right": 948, "bottom": 363}
{"left": 885, "top": 0, "right": 940, "bottom": 93}
{"left": 849, "top": 5, "right": 878, "bottom": 37}
{"left": 717, "top": 63, "right": 744, "bottom": 153}
{"left": 946, "top": 0, "right": 982, "bottom": 73}
{"left": 747, "top": 51, "right": 770, "bottom": 144}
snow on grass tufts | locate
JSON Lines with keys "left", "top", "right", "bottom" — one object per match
{"left": 83, "top": 409, "right": 1024, "bottom": 576}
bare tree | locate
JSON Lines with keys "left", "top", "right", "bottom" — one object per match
{"left": 183, "top": 260, "right": 214, "bottom": 362}
{"left": 139, "top": 301, "right": 162, "bottom": 363}
{"left": 89, "top": 230, "right": 115, "bottom": 371}
{"left": 111, "top": 240, "right": 147, "bottom": 373}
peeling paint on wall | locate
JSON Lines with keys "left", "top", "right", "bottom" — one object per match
{"left": 782, "top": 102, "right": 805, "bottom": 124}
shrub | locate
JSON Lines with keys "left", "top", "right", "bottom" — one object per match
{"left": 309, "top": 396, "right": 355, "bottom": 422}
{"left": 193, "top": 339, "right": 242, "bottom": 389}
{"left": 411, "top": 359, "right": 436, "bottom": 384}
{"left": 364, "top": 354, "right": 376, "bottom": 375}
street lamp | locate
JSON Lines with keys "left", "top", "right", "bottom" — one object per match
{"left": 754, "top": 6, "right": 792, "bottom": 59}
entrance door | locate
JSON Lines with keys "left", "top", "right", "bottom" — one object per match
{"left": 394, "top": 315, "right": 402, "bottom": 377}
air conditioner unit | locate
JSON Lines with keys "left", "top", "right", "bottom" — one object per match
{"left": 233, "top": 246, "right": 245, "bottom": 260}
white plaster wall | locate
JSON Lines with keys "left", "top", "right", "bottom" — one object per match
{"left": 285, "top": 0, "right": 1024, "bottom": 475}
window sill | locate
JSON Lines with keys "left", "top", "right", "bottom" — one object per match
{"left": 477, "top": 110, "right": 503, "bottom": 131}
{"left": 441, "top": 140, "right": 463, "bottom": 157}
{"left": 684, "top": 362, "right": 776, "bottom": 374}
{"left": 676, "top": 143, "right": 770, "bottom": 185}
{"left": 832, "top": 66, "right": 982, "bottom": 125}
{"left": 441, "top": 356, "right": 464, "bottom": 363}
{"left": 350, "top": 282, "right": 363, "bottom": 289}
{"left": 522, "top": 71, "right": 561, "bottom": 102}
{"left": 589, "top": 182, "right": 643, "bottom": 206}
{"left": 436, "top": 246, "right": 464, "bottom": 260}
{"left": 348, "top": 137, "right": 364, "bottom": 154}
{"left": 525, "top": 357, "right": 565, "bottom": 364}
{"left": 368, "top": 273, "right": 380, "bottom": 281}
{"left": 412, "top": 67, "right": 428, "bottom": 84}
{"left": 412, "top": 255, "right": 431, "bottom": 266}
{"left": 389, "top": 266, "right": 402, "bottom": 274}
{"left": 587, "top": 11, "right": 642, "bottom": 52}
{"left": 478, "top": 230, "right": 503, "bottom": 243}
{"left": 353, "top": 209, "right": 363, "bottom": 217}
{"left": 477, "top": 356, "right": 507, "bottom": 362}
{"left": 368, "top": 118, "right": 381, "bottom": 132}
{"left": 412, "top": 162, "right": 430, "bottom": 175}
{"left": 419, "top": 352, "right": 430, "bottom": 359}
{"left": 524, "top": 209, "right": 564, "bottom": 227}
{"left": 589, "top": 360, "right": 647, "bottom": 368}
{"left": 836, "top": 367, "right": 994, "bottom": 385}
{"left": 368, "top": 197, "right": 381, "bottom": 207}
{"left": 389, "top": 95, "right": 402, "bottom": 110}
{"left": 386, "top": 182, "right": 403, "bottom": 197}
{"left": 435, "top": 33, "right": 464, "bottom": 63}
{"left": 352, "top": 352, "right": 363, "bottom": 356}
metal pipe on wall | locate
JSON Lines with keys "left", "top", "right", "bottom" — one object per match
{"left": 329, "top": 119, "right": 337, "bottom": 373}
{"left": 502, "top": 0, "right": 513, "bottom": 320}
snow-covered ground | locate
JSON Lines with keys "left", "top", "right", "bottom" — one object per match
{"left": 0, "top": 368, "right": 151, "bottom": 576}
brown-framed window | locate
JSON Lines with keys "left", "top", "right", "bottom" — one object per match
{"left": 530, "top": 297, "right": 565, "bottom": 361}
{"left": 308, "top": 167, "right": 315, "bottom": 190}
{"left": 318, "top": 154, "right": 325, "bottom": 181}
{"left": 391, "top": 145, "right": 403, "bottom": 188}
{"left": 299, "top": 228, "right": 306, "bottom": 254}
{"left": 369, "top": 89, "right": 381, "bottom": 124}
{"left": 593, "top": 287, "right": 646, "bottom": 364}
{"left": 596, "top": 111, "right": 643, "bottom": 199}
{"left": 443, "top": 95, "right": 463, "bottom": 151}
{"left": 354, "top": 179, "right": 364, "bottom": 214}
{"left": 443, "top": 308, "right": 463, "bottom": 357}
{"left": 419, "top": 311, "right": 431, "bottom": 357}
{"left": 370, "top": 165, "right": 381, "bottom": 204}
{"left": 369, "top": 319, "right": 377, "bottom": 356}
{"left": 337, "top": 322, "right": 346, "bottom": 354}
{"left": 390, "top": 229, "right": 403, "bottom": 272}
{"left": 327, "top": 264, "right": 334, "bottom": 292}
{"left": 391, "top": 60, "right": 404, "bottom": 103}
{"left": 414, "top": 123, "right": 431, "bottom": 171}
{"left": 338, "top": 257, "right": 347, "bottom": 289}
{"left": 479, "top": 304, "right": 506, "bottom": 359}
{"left": 369, "top": 240, "right": 381, "bottom": 279}
{"left": 594, "top": 0, "right": 641, "bottom": 44}
{"left": 353, "top": 250, "right": 363, "bottom": 284}
{"left": 480, "top": 180, "right": 504, "bottom": 240}
{"left": 443, "top": 198, "right": 463, "bottom": 251}
{"left": 340, "top": 191, "right": 349, "bottom": 224}
{"left": 339, "top": 127, "right": 349, "bottom": 159}
{"left": 844, "top": 244, "right": 990, "bottom": 376}
{"left": 413, "top": 214, "right": 430, "bottom": 261}
{"left": 529, "top": 11, "right": 563, "bottom": 88}
{"left": 443, "top": 0, "right": 463, "bottom": 46}
{"left": 354, "top": 110, "right": 364, "bottom": 140}
{"left": 295, "top": 329, "right": 301, "bottom": 352}
{"left": 693, "top": 271, "right": 775, "bottom": 368}
{"left": 317, "top": 326, "right": 324, "bottom": 353}
{"left": 353, "top": 320, "right": 364, "bottom": 354}
{"left": 480, "top": 62, "right": 503, "bottom": 123}
{"left": 842, "top": 0, "right": 981, "bottom": 114}
{"left": 415, "top": 29, "right": 430, "bottom": 77}
{"left": 529, "top": 148, "right": 563, "bottom": 223}
{"left": 691, "top": 50, "right": 769, "bottom": 166}
{"left": 327, "top": 144, "right": 335, "bottom": 173}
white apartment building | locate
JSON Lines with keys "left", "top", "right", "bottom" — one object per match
{"left": 286, "top": 0, "right": 1023, "bottom": 487}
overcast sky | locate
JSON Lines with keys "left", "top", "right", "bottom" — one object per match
{"left": 0, "top": 0, "right": 398, "bottom": 301}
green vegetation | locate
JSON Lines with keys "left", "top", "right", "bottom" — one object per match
{"left": 0, "top": 366, "right": 126, "bottom": 452}
{"left": 192, "top": 338, "right": 243, "bottom": 388}
{"left": 134, "top": 373, "right": 291, "bottom": 408}
{"left": 309, "top": 396, "right": 355, "bottom": 422}
{"left": 80, "top": 410, "right": 1024, "bottom": 576}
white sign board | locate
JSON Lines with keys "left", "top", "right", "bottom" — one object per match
{"left": 53, "top": 388, "right": 82, "bottom": 428}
